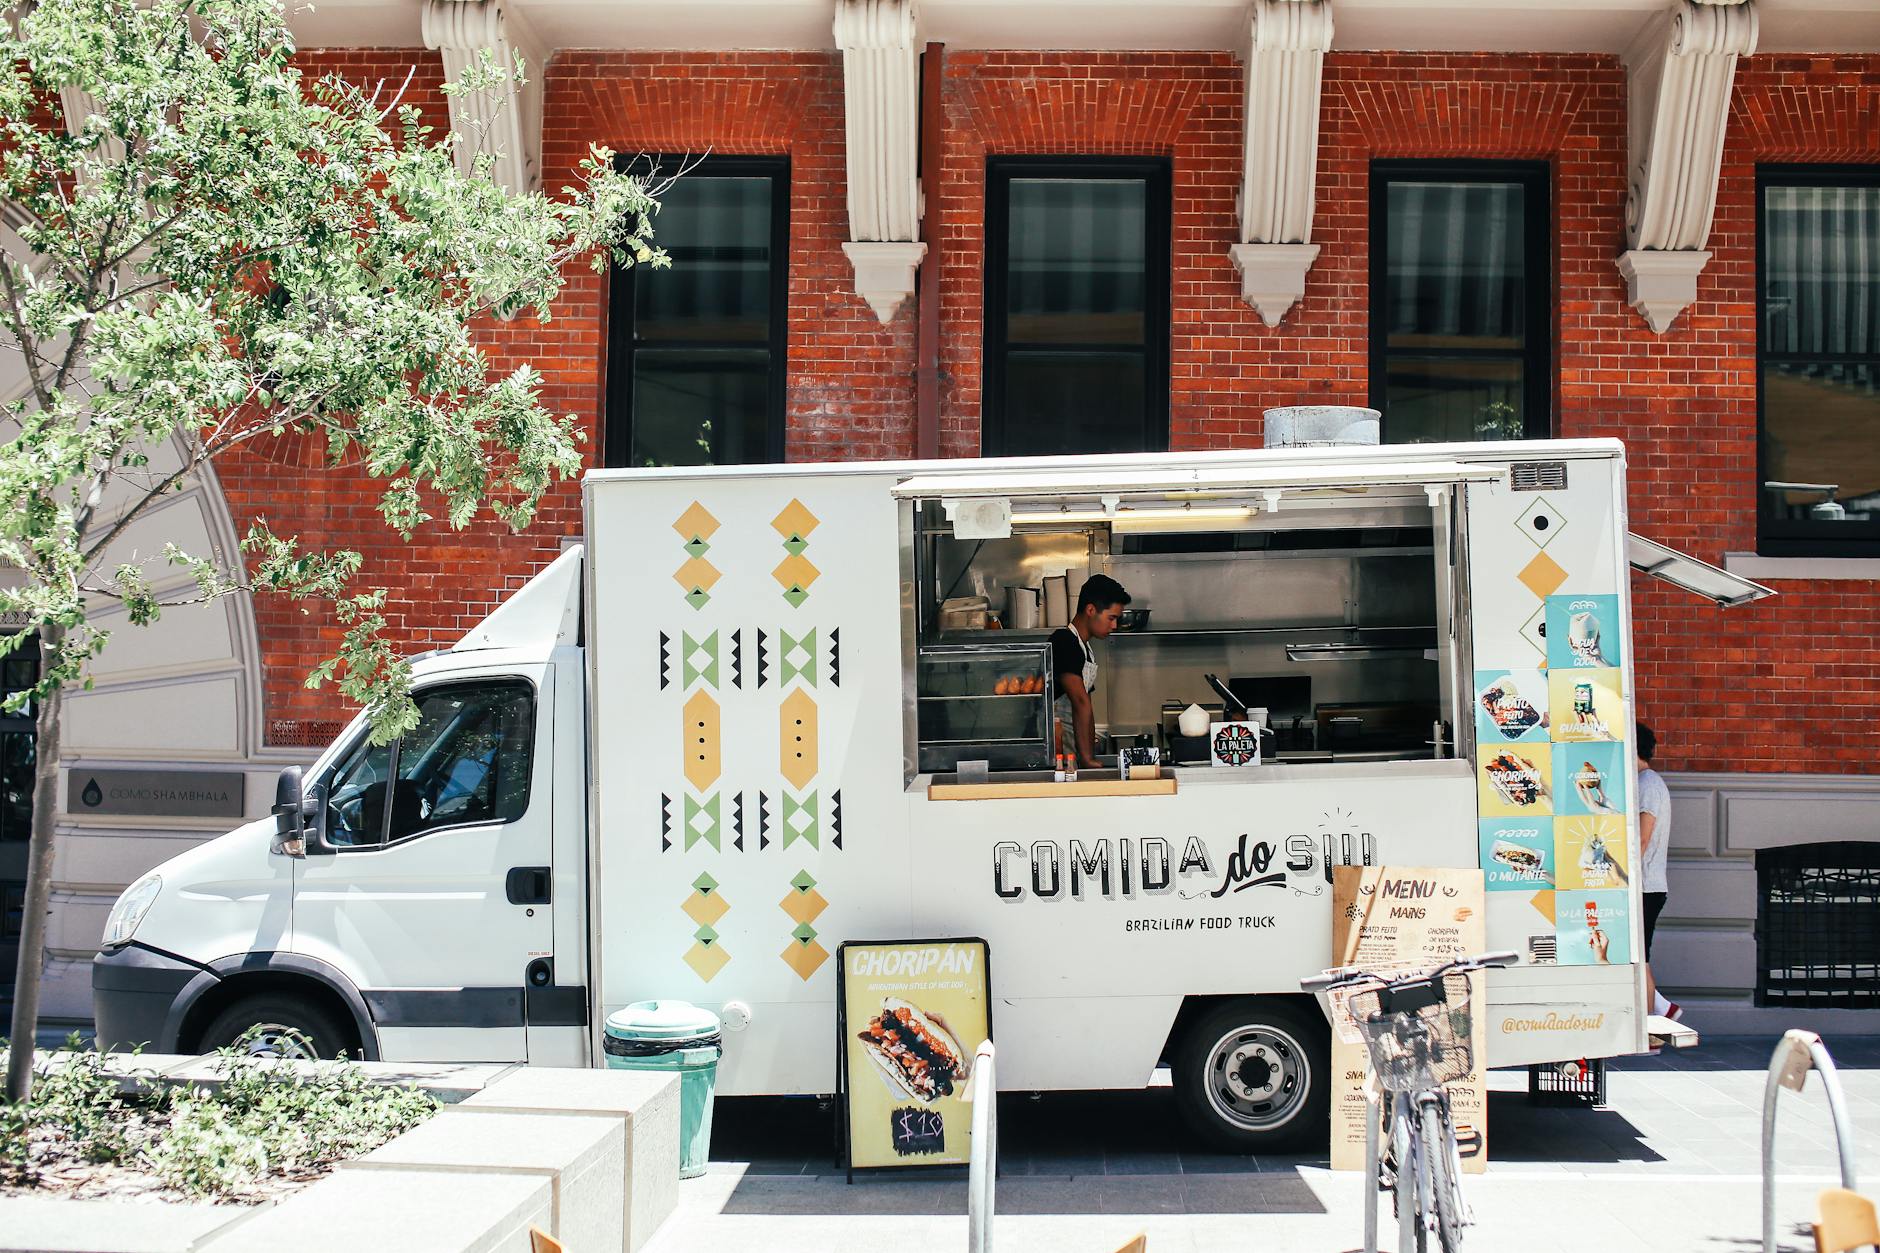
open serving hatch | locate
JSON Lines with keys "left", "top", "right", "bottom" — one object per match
{"left": 1628, "top": 533, "right": 1776, "bottom": 608}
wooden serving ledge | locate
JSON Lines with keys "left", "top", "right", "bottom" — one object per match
{"left": 927, "top": 774, "right": 1178, "bottom": 801}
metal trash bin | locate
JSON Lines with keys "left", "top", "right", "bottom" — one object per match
{"left": 602, "top": 1000, "right": 723, "bottom": 1178}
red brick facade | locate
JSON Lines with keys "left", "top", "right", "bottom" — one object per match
{"left": 226, "top": 47, "right": 1880, "bottom": 773}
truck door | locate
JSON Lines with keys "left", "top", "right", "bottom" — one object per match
{"left": 292, "top": 669, "right": 556, "bottom": 1063}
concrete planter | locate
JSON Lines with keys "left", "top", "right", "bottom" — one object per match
{"left": 0, "top": 1060, "right": 679, "bottom": 1253}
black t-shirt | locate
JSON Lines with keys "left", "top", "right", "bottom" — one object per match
{"left": 1050, "top": 627, "right": 1089, "bottom": 688}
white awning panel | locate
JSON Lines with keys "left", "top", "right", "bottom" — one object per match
{"left": 1628, "top": 533, "right": 1775, "bottom": 608}
{"left": 892, "top": 460, "right": 1507, "bottom": 500}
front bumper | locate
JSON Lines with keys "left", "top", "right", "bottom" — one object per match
{"left": 91, "top": 944, "right": 206, "bottom": 1053}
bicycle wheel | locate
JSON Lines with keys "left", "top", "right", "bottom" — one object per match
{"left": 1420, "top": 1099, "right": 1466, "bottom": 1252}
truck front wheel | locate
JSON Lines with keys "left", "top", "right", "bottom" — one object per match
{"left": 1172, "top": 998, "right": 1329, "bottom": 1153}
{"left": 197, "top": 994, "right": 353, "bottom": 1060}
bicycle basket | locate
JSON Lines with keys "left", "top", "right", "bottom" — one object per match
{"left": 1348, "top": 972, "right": 1475, "bottom": 1092}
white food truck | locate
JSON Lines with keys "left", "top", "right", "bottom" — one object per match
{"left": 93, "top": 438, "right": 1766, "bottom": 1149}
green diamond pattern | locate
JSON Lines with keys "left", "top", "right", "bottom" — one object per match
{"left": 790, "top": 869, "right": 817, "bottom": 892}
{"left": 780, "top": 628, "right": 817, "bottom": 687}
{"left": 791, "top": 921, "right": 818, "bottom": 945}
{"left": 693, "top": 870, "right": 719, "bottom": 893}
{"left": 683, "top": 630, "right": 720, "bottom": 688}
{"left": 781, "top": 586, "right": 809, "bottom": 609}
{"left": 694, "top": 923, "right": 720, "bottom": 945}
{"left": 782, "top": 791, "right": 819, "bottom": 849}
{"left": 684, "top": 535, "right": 711, "bottom": 558}
{"left": 782, "top": 533, "right": 808, "bottom": 555}
{"left": 684, "top": 794, "right": 721, "bottom": 852}
{"left": 685, "top": 587, "right": 711, "bottom": 610}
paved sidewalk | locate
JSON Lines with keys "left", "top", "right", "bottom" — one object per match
{"left": 648, "top": 1035, "right": 1880, "bottom": 1253}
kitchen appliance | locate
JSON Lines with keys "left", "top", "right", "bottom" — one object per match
{"left": 1042, "top": 573, "right": 1069, "bottom": 628}
{"left": 1116, "top": 607, "right": 1152, "bottom": 632}
{"left": 917, "top": 642, "right": 1054, "bottom": 773}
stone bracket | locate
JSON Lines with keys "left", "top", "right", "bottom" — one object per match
{"left": 1617, "top": 248, "right": 1712, "bottom": 334}
{"left": 842, "top": 240, "right": 927, "bottom": 324}
{"left": 1230, "top": 243, "right": 1322, "bottom": 329}
{"left": 835, "top": 0, "right": 923, "bottom": 320}
{"left": 422, "top": 0, "right": 547, "bottom": 197}
{"left": 1619, "top": 0, "right": 1757, "bottom": 332}
{"left": 1231, "top": 0, "right": 1334, "bottom": 326}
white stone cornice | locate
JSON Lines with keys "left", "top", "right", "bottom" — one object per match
{"left": 1232, "top": 0, "right": 1333, "bottom": 327}
{"left": 421, "top": 0, "right": 547, "bottom": 197}
{"left": 1618, "top": 0, "right": 1757, "bottom": 332}
{"left": 835, "top": 0, "right": 923, "bottom": 323}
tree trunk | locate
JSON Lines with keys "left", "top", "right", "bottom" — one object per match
{"left": 6, "top": 623, "right": 66, "bottom": 1105}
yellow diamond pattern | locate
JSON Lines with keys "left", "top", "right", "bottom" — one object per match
{"left": 771, "top": 498, "right": 820, "bottom": 541}
{"left": 1517, "top": 551, "right": 1569, "bottom": 600}
{"left": 683, "top": 890, "right": 730, "bottom": 928}
{"left": 772, "top": 553, "right": 820, "bottom": 594}
{"left": 779, "top": 887, "right": 828, "bottom": 926}
{"left": 683, "top": 690, "right": 721, "bottom": 792}
{"left": 780, "top": 938, "right": 830, "bottom": 980}
{"left": 673, "top": 502, "right": 721, "bottom": 542}
{"left": 674, "top": 556, "right": 722, "bottom": 596}
{"left": 684, "top": 940, "right": 731, "bottom": 982}
{"left": 779, "top": 688, "right": 819, "bottom": 790}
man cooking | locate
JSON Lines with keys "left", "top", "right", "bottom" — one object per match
{"left": 1052, "top": 574, "right": 1131, "bottom": 770}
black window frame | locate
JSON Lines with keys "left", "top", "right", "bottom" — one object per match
{"left": 1368, "top": 159, "right": 1553, "bottom": 443}
{"left": 1755, "top": 163, "right": 1880, "bottom": 558}
{"left": 320, "top": 678, "right": 538, "bottom": 851}
{"left": 604, "top": 153, "right": 790, "bottom": 470}
{"left": 982, "top": 155, "right": 1172, "bottom": 457}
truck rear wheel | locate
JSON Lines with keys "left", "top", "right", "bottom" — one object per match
{"left": 197, "top": 994, "right": 352, "bottom": 1060}
{"left": 1172, "top": 998, "right": 1329, "bottom": 1153}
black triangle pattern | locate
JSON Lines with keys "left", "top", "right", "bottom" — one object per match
{"left": 756, "top": 629, "right": 770, "bottom": 687}
{"left": 660, "top": 793, "right": 672, "bottom": 853}
{"left": 830, "top": 628, "right": 841, "bottom": 687}
{"left": 759, "top": 791, "right": 771, "bottom": 850}
{"left": 658, "top": 632, "right": 671, "bottom": 690}
{"left": 733, "top": 792, "right": 744, "bottom": 837}
{"left": 832, "top": 789, "right": 843, "bottom": 850}
{"left": 731, "top": 629, "right": 743, "bottom": 689}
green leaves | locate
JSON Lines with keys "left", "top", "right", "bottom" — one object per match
{"left": 0, "top": 0, "right": 667, "bottom": 739}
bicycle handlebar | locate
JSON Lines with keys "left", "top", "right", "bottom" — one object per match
{"left": 1300, "top": 949, "right": 1520, "bottom": 994}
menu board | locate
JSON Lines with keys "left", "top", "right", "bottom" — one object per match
{"left": 836, "top": 938, "right": 992, "bottom": 1176}
{"left": 1475, "top": 591, "right": 1635, "bottom": 969}
{"left": 1328, "top": 865, "right": 1488, "bottom": 1174}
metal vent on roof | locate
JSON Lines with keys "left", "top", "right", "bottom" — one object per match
{"left": 1510, "top": 462, "right": 1568, "bottom": 492}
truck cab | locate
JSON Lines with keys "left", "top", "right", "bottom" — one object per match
{"left": 91, "top": 547, "right": 593, "bottom": 1066}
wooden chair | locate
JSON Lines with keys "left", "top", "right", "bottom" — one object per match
{"left": 1814, "top": 1188, "right": 1880, "bottom": 1253}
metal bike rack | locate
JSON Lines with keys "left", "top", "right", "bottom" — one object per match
{"left": 967, "top": 1040, "right": 998, "bottom": 1253}
{"left": 1762, "top": 1029, "right": 1859, "bottom": 1253}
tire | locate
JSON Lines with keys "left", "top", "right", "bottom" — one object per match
{"left": 1422, "top": 1099, "right": 1466, "bottom": 1252}
{"left": 1172, "top": 998, "right": 1329, "bottom": 1153}
{"left": 196, "top": 994, "right": 353, "bottom": 1060}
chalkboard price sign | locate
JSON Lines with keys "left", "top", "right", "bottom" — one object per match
{"left": 890, "top": 1106, "right": 946, "bottom": 1157}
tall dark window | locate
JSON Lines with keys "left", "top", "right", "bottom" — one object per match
{"left": 1370, "top": 161, "right": 1551, "bottom": 443}
{"left": 984, "top": 158, "right": 1170, "bottom": 456}
{"left": 1758, "top": 167, "right": 1880, "bottom": 556}
{"left": 605, "top": 156, "right": 788, "bottom": 469}
{"left": 1, "top": 640, "right": 36, "bottom": 977}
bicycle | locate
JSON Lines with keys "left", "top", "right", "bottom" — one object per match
{"left": 1301, "top": 951, "right": 1517, "bottom": 1252}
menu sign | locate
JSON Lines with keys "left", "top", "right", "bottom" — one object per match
{"left": 1328, "top": 865, "right": 1488, "bottom": 1174}
{"left": 836, "top": 938, "right": 992, "bottom": 1177}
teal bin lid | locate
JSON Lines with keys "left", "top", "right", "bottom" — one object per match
{"left": 605, "top": 999, "right": 722, "bottom": 1045}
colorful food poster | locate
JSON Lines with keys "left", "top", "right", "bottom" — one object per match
{"left": 1555, "top": 889, "right": 1632, "bottom": 966}
{"left": 1556, "top": 816, "right": 1630, "bottom": 891}
{"left": 837, "top": 938, "right": 991, "bottom": 1175}
{"left": 1555, "top": 742, "right": 1627, "bottom": 817}
{"left": 1545, "top": 593, "right": 1622, "bottom": 670}
{"left": 1474, "top": 669, "right": 1550, "bottom": 744}
{"left": 1477, "top": 743, "right": 1553, "bottom": 817}
{"left": 1328, "top": 866, "right": 1488, "bottom": 1174}
{"left": 1547, "top": 667, "right": 1625, "bottom": 742}
{"left": 1479, "top": 818, "right": 1554, "bottom": 890}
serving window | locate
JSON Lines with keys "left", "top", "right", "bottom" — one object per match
{"left": 897, "top": 469, "right": 1482, "bottom": 785}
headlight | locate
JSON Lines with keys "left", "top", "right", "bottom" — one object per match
{"left": 102, "top": 875, "right": 162, "bottom": 950}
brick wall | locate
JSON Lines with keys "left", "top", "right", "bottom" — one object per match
{"left": 216, "top": 46, "right": 1879, "bottom": 773}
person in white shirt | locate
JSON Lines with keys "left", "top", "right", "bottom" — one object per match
{"left": 1636, "top": 722, "right": 1679, "bottom": 1021}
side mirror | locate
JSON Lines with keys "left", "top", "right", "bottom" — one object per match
{"left": 270, "top": 766, "right": 334, "bottom": 857}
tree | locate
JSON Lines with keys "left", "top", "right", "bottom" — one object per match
{"left": 0, "top": 0, "right": 665, "bottom": 1101}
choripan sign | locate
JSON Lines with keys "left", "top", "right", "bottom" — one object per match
{"left": 94, "top": 438, "right": 1769, "bottom": 1152}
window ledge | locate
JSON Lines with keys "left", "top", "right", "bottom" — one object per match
{"left": 1724, "top": 553, "right": 1880, "bottom": 581}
